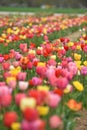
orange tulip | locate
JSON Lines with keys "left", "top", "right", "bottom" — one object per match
{"left": 67, "top": 99, "right": 82, "bottom": 111}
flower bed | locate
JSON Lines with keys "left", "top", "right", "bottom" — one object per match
{"left": 0, "top": 14, "right": 87, "bottom": 130}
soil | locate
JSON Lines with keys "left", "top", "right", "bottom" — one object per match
{"left": 75, "top": 110, "right": 87, "bottom": 130}
{"left": 64, "top": 31, "right": 83, "bottom": 41}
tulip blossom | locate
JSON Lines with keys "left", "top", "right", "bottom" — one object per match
{"left": 2, "top": 62, "right": 10, "bottom": 70}
{"left": 0, "top": 94, "right": 12, "bottom": 107}
{"left": 15, "top": 93, "right": 26, "bottom": 106}
{"left": 23, "top": 108, "right": 39, "bottom": 121}
{"left": 3, "top": 112, "right": 18, "bottom": 127}
{"left": 32, "top": 77, "right": 42, "bottom": 86}
{"left": 49, "top": 115, "right": 62, "bottom": 129}
{"left": 73, "top": 81, "right": 84, "bottom": 91}
{"left": 18, "top": 81, "right": 28, "bottom": 91}
{"left": 67, "top": 99, "right": 82, "bottom": 111}
{"left": 17, "top": 72, "right": 27, "bottom": 81}
{"left": 81, "top": 66, "right": 87, "bottom": 75}
{"left": 37, "top": 106, "right": 49, "bottom": 116}
{"left": 46, "top": 93, "right": 61, "bottom": 108}
{"left": 11, "top": 122, "right": 21, "bottom": 130}
{"left": 20, "top": 97, "right": 36, "bottom": 111}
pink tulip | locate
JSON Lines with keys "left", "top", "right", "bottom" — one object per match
{"left": 83, "top": 45, "right": 87, "bottom": 53}
{"left": 0, "top": 56, "right": 4, "bottom": 63}
{"left": 46, "top": 93, "right": 61, "bottom": 108}
{"left": 8, "top": 80, "right": 17, "bottom": 89}
{"left": 36, "top": 66, "right": 47, "bottom": 78}
{"left": 47, "top": 59, "right": 57, "bottom": 66}
{"left": 15, "top": 93, "right": 26, "bottom": 106}
{"left": 49, "top": 115, "right": 62, "bottom": 129}
{"left": 20, "top": 43, "right": 27, "bottom": 53}
{"left": 17, "top": 72, "right": 27, "bottom": 81}
{"left": 32, "top": 77, "right": 42, "bottom": 86}
{"left": 0, "top": 86, "right": 12, "bottom": 96}
{"left": 0, "top": 94, "right": 12, "bottom": 107}
{"left": 68, "top": 62, "right": 78, "bottom": 76}
{"left": 56, "top": 77, "right": 68, "bottom": 89}
{"left": 0, "top": 82, "right": 6, "bottom": 86}
{"left": 15, "top": 52, "right": 22, "bottom": 60}
{"left": 21, "top": 120, "right": 30, "bottom": 130}
{"left": 27, "top": 62, "right": 33, "bottom": 69}
{"left": 3, "top": 72, "right": 11, "bottom": 79}
{"left": 46, "top": 67, "right": 58, "bottom": 87}
{"left": 13, "top": 61, "right": 20, "bottom": 67}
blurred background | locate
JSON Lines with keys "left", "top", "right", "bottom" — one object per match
{"left": 0, "top": 0, "right": 87, "bottom": 8}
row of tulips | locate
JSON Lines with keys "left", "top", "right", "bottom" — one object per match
{"left": 0, "top": 15, "right": 87, "bottom": 44}
{"left": 0, "top": 20, "right": 87, "bottom": 130}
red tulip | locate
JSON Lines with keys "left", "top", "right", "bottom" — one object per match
{"left": 3, "top": 112, "right": 18, "bottom": 127}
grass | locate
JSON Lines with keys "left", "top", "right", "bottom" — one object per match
{"left": 0, "top": 7, "right": 87, "bottom": 14}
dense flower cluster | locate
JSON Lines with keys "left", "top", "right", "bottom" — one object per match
{"left": 0, "top": 14, "right": 87, "bottom": 130}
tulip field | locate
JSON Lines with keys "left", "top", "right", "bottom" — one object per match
{"left": 0, "top": 13, "right": 87, "bottom": 130}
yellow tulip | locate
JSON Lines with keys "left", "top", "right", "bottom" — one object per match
{"left": 11, "top": 123, "right": 21, "bottom": 130}
{"left": 20, "top": 97, "right": 36, "bottom": 111}
{"left": 76, "top": 45, "right": 81, "bottom": 50}
{"left": 50, "top": 55, "right": 56, "bottom": 60}
{"left": 37, "top": 106, "right": 49, "bottom": 116}
{"left": 75, "top": 61, "right": 82, "bottom": 70}
{"left": 73, "top": 81, "right": 84, "bottom": 91}
{"left": 37, "top": 85, "right": 49, "bottom": 92}
{"left": 84, "top": 61, "right": 87, "bottom": 66}
{"left": 64, "top": 84, "right": 72, "bottom": 94}
{"left": 67, "top": 42, "right": 74, "bottom": 47}
{"left": 37, "top": 62, "right": 46, "bottom": 67}
{"left": 74, "top": 53, "right": 81, "bottom": 61}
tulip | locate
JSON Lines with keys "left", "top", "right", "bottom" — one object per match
{"left": 32, "top": 77, "right": 42, "bottom": 86}
{"left": 21, "top": 120, "right": 30, "bottom": 130}
{"left": 3, "top": 112, "right": 18, "bottom": 127}
{"left": 17, "top": 72, "right": 26, "bottom": 81}
{"left": 23, "top": 108, "right": 38, "bottom": 121}
{"left": 67, "top": 99, "right": 82, "bottom": 111}
{"left": 49, "top": 115, "right": 62, "bottom": 129}
{"left": 56, "top": 77, "right": 68, "bottom": 89}
{"left": 20, "top": 97, "right": 36, "bottom": 111}
{"left": 37, "top": 106, "right": 49, "bottom": 116}
{"left": 11, "top": 122, "right": 21, "bottom": 130}
{"left": 73, "top": 81, "right": 84, "bottom": 91}
{"left": 0, "top": 94, "right": 12, "bottom": 107}
{"left": 2, "top": 62, "right": 10, "bottom": 70}
{"left": 37, "top": 85, "right": 49, "bottom": 92}
{"left": 18, "top": 81, "right": 28, "bottom": 91}
{"left": 28, "top": 90, "right": 47, "bottom": 105}
{"left": 46, "top": 93, "right": 61, "bottom": 108}
{"left": 0, "top": 56, "right": 4, "bottom": 63}
{"left": 27, "top": 62, "right": 33, "bottom": 69}
{"left": 0, "top": 86, "right": 12, "bottom": 96}
{"left": 15, "top": 93, "right": 26, "bottom": 106}
{"left": 81, "top": 66, "right": 87, "bottom": 75}
{"left": 8, "top": 80, "right": 17, "bottom": 89}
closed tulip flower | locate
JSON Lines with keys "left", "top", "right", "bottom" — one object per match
{"left": 3, "top": 112, "right": 18, "bottom": 127}
{"left": 0, "top": 94, "right": 12, "bottom": 107}
{"left": 18, "top": 81, "right": 28, "bottom": 91}
{"left": 20, "top": 97, "right": 36, "bottom": 111}
{"left": 23, "top": 108, "right": 39, "bottom": 121}
{"left": 49, "top": 115, "right": 62, "bottom": 129}
{"left": 17, "top": 72, "right": 27, "bottom": 81}
{"left": 15, "top": 93, "right": 26, "bottom": 106}
{"left": 37, "top": 106, "right": 49, "bottom": 116}
{"left": 46, "top": 93, "right": 61, "bottom": 108}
